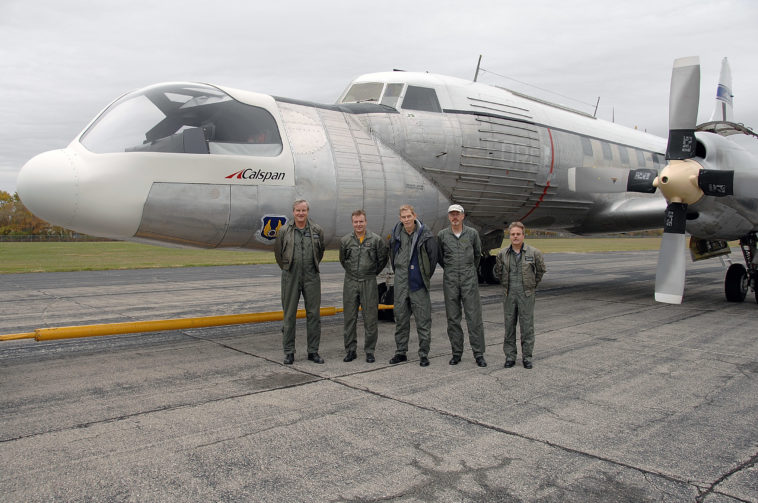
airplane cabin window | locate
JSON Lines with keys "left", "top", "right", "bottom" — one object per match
{"left": 636, "top": 149, "right": 646, "bottom": 166}
{"left": 341, "top": 82, "right": 384, "bottom": 103}
{"left": 601, "top": 141, "right": 613, "bottom": 161}
{"left": 619, "top": 146, "right": 630, "bottom": 165}
{"left": 581, "top": 136, "right": 593, "bottom": 157}
{"left": 80, "top": 83, "right": 283, "bottom": 157}
{"left": 401, "top": 86, "right": 441, "bottom": 113}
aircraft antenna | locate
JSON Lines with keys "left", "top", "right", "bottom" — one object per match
{"left": 593, "top": 97, "right": 600, "bottom": 117}
{"left": 480, "top": 67, "right": 599, "bottom": 111}
{"left": 474, "top": 55, "right": 482, "bottom": 82}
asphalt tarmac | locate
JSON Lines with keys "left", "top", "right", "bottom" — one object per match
{"left": 1, "top": 251, "right": 756, "bottom": 502}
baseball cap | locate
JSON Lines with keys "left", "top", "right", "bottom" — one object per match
{"left": 447, "top": 204, "right": 464, "bottom": 213}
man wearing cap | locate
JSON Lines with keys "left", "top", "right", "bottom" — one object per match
{"left": 494, "top": 221, "right": 546, "bottom": 369}
{"left": 437, "top": 204, "right": 487, "bottom": 367}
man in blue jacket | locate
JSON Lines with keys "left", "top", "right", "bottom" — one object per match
{"left": 388, "top": 204, "right": 438, "bottom": 367}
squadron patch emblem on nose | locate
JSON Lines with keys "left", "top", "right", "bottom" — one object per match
{"left": 258, "top": 215, "right": 287, "bottom": 242}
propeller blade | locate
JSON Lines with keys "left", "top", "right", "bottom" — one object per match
{"left": 567, "top": 167, "right": 657, "bottom": 193}
{"left": 666, "top": 57, "right": 700, "bottom": 160}
{"left": 733, "top": 171, "right": 758, "bottom": 199}
{"left": 654, "top": 202, "right": 688, "bottom": 304}
{"left": 698, "top": 169, "right": 734, "bottom": 197}
{"left": 697, "top": 169, "right": 758, "bottom": 199}
{"left": 626, "top": 168, "right": 658, "bottom": 193}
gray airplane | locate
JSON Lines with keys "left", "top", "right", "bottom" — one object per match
{"left": 16, "top": 57, "right": 758, "bottom": 304}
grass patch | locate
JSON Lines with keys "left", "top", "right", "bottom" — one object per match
{"left": 0, "top": 238, "right": 663, "bottom": 274}
{"left": 0, "top": 242, "right": 267, "bottom": 274}
{"left": 520, "top": 237, "right": 662, "bottom": 253}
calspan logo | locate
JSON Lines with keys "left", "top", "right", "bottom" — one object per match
{"left": 259, "top": 215, "right": 287, "bottom": 241}
{"left": 225, "top": 169, "right": 286, "bottom": 182}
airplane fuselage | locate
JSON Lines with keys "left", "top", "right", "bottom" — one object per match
{"left": 16, "top": 72, "right": 758, "bottom": 253}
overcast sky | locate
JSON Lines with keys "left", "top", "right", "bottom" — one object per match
{"left": 1, "top": 0, "right": 756, "bottom": 194}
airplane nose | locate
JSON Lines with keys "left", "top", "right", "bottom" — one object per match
{"left": 16, "top": 149, "right": 78, "bottom": 229}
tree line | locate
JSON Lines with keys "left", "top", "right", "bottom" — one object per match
{"left": 0, "top": 190, "right": 84, "bottom": 239}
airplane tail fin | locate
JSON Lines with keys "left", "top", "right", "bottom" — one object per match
{"left": 709, "top": 57, "right": 734, "bottom": 122}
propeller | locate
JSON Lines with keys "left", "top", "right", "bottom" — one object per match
{"left": 569, "top": 56, "right": 756, "bottom": 304}
{"left": 653, "top": 58, "right": 758, "bottom": 303}
{"left": 652, "top": 56, "right": 702, "bottom": 304}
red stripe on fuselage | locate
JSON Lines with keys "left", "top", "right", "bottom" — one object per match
{"left": 518, "top": 128, "right": 554, "bottom": 222}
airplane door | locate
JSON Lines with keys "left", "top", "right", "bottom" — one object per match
{"left": 136, "top": 183, "right": 231, "bottom": 247}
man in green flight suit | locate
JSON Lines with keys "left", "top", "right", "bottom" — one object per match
{"left": 339, "top": 209, "right": 389, "bottom": 363}
{"left": 495, "top": 221, "right": 546, "bottom": 369}
{"left": 388, "top": 204, "right": 438, "bottom": 367}
{"left": 437, "top": 204, "right": 487, "bottom": 367}
{"left": 274, "top": 199, "right": 325, "bottom": 365}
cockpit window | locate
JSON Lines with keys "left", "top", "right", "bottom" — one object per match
{"left": 80, "top": 83, "right": 282, "bottom": 156}
{"left": 340, "top": 82, "right": 384, "bottom": 103}
{"left": 401, "top": 86, "right": 441, "bottom": 113}
{"left": 380, "top": 83, "right": 404, "bottom": 108}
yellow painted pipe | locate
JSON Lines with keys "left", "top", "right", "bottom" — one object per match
{"left": 0, "top": 332, "right": 36, "bottom": 341}
{"left": 0, "top": 304, "right": 394, "bottom": 342}
{"left": 34, "top": 307, "right": 342, "bottom": 341}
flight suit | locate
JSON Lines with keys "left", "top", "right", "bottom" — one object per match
{"left": 274, "top": 220, "right": 325, "bottom": 355}
{"left": 437, "top": 225, "right": 485, "bottom": 358}
{"left": 390, "top": 220, "right": 438, "bottom": 358}
{"left": 339, "top": 230, "right": 389, "bottom": 354}
{"left": 495, "top": 244, "right": 545, "bottom": 363}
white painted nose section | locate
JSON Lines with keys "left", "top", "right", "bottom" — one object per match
{"left": 16, "top": 149, "right": 79, "bottom": 229}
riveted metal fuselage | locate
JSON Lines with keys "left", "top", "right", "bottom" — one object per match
{"left": 16, "top": 74, "right": 758, "bottom": 253}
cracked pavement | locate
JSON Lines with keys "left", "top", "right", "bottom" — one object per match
{"left": 1, "top": 253, "right": 756, "bottom": 502}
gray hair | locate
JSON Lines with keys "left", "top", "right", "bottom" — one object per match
{"left": 292, "top": 199, "right": 310, "bottom": 210}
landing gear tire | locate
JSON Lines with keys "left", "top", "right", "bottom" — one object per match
{"left": 480, "top": 256, "right": 499, "bottom": 285}
{"left": 725, "top": 263, "right": 748, "bottom": 302}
